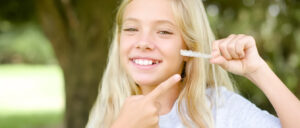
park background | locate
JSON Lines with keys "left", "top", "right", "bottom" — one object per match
{"left": 0, "top": 0, "right": 299, "bottom": 128}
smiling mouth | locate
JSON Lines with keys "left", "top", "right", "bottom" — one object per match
{"left": 129, "top": 58, "right": 162, "bottom": 66}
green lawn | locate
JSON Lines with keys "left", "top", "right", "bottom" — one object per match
{"left": 0, "top": 64, "right": 64, "bottom": 128}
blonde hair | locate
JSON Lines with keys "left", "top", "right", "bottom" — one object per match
{"left": 86, "top": 0, "right": 234, "bottom": 128}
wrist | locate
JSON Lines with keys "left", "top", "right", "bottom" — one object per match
{"left": 244, "top": 60, "right": 271, "bottom": 84}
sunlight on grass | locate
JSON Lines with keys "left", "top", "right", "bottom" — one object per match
{"left": 0, "top": 112, "right": 63, "bottom": 128}
{"left": 0, "top": 64, "right": 64, "bottom": 128}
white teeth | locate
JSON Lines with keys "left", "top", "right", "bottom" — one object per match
{"left": 143, "top": 60, "right": 147, "bottom": 65}
{"left": 133, "top": 59, "right": 157, "bottom": 66}
{"left": 146, "top": 60, "right": 151, "bottom": 65}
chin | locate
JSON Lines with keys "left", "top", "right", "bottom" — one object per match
{"left": 136, "top": 81, "right": 157, "bottom": 87}
{"left": 133, "top": 75, "right": 161, "bottom": 87}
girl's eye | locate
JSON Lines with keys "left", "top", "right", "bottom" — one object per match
{"left": 158, "top": 31, "right": 173, "bottom": 35}
{"left": 123, "top": 28, "right": 138, "bottom": 32}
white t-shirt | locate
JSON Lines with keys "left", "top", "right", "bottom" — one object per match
{"left": 159, "top": 87, "right": 281, "bottom": 128}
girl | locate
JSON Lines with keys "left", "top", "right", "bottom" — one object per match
{"left": 86, "top": 0, "right": 300, "bottom": 127}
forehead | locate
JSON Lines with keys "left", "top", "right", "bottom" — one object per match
{"left": 123, "top": 0, "right": 176, "bottom": 25}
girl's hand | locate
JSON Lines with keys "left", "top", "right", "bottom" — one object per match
{"left": 111, "top": 74, "right": 181, "bottom": 128}
{"left": 210, "top": 35, "right": 300, "bottom": 128}
{"left": 210, "top": 34, "right": 267, "bottom": 77}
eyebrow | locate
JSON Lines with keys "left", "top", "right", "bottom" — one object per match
{"left": 123, "top": 17, "right": 176, "bottom": 27}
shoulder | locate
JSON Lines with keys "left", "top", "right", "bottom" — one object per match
{"left": 206, "top": 86, "right": 261, "bottom": 108}
{"left": 206, "top": 86, "right": 281, "bottom": 128}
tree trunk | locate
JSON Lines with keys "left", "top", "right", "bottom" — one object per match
{"left": 35, "top": 0, "right": 118, "bottom": 127}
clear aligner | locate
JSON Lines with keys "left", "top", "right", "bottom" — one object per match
{"left": 180, "top": 49, "right": 212, "bottom": 59}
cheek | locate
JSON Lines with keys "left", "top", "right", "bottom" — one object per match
{"left": 120, "top": 34, "right": 136, "bottom": 52}
{"left": 119, "top": 38, "right": 130, "bottom": 65}
{"left": 160, "top": 39, "right": 184, "bottom": 55}
{"left": 119, "top": 35, "right": 137, "bottom": 69}
{"left": 120, "top": 37, "right": 132, "bottom": 56}
{"left": 160, "top": 39, "right": 184, "bottom": 65}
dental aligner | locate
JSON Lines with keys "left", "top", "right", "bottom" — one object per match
{"left": 180, "top": 49, "right": 212, "bottom": 58}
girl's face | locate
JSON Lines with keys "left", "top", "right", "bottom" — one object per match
{"left": 120, "top": 0, "right": 185, "bottom": 88}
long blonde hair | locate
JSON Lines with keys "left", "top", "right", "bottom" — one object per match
{"left": 86, "top": 0, "right": 234, "bottom": 127}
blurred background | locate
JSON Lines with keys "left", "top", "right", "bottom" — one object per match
{"left": 0, "top": 0, "right": 299, "bottom": 128}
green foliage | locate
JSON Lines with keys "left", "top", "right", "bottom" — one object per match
{"left": 0, "top": 0, "right": 55, "bottom": 64}
{"left": 0, "top": 0, "right": 35, "bottom": 23}
{"left": 0, "top": 23, "right": 56, "bottom": 64}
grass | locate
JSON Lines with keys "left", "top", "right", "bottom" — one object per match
{"left": 0, "top": 64, "right": 64, "bottom": 128}
{"left": 0, "top": 112, "right": 63, "bottom": 128}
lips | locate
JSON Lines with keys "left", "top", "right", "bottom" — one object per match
{"left": 129, "top": 57, "right": 162, "bottom": 66}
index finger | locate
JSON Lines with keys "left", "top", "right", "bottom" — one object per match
{"left": 146, "top": 74, "right": 181, "bottom": 100}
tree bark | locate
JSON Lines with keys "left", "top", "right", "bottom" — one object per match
{"left": 35, "top": 0, "right": 118, "bottom": 127}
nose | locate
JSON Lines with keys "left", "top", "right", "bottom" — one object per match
{"left": 136, "top": 41, "right": 154, "bottom": 50}
{"left": 135, "top": 29, "right": 155, "bottom": 51}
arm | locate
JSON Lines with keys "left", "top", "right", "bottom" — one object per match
{"left": 246, "top": 61, "right": 300, "bottom": 128}
{"left": 210, "top": 34, "right": 300, "bottom": 128}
